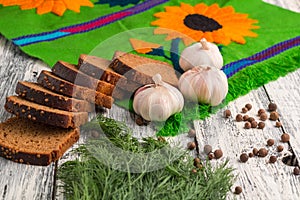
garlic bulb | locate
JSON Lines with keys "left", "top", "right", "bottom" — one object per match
{"left": 179, "top": 38, "right": 223, "bottom": 71}
{"left": 178, "top": 66, "right": 228, "bottom": 106}
{"left": 133, "top": 74, "right": 184, "bottom": 121}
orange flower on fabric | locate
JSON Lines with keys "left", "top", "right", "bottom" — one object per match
{"left": 0, "top": 0, "right": 94, "bottom": 16}
{"left": 151, "top": 3, "right": 259, "bottom": 45}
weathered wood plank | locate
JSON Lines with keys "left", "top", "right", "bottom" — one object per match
{"left": 195, "top": 87, "right": 300, "bottom": 199}
{"left": 0, "top": 35, "right": 54, "bottom": 200}
{"left": 264, "top": 69, "right": 300, "bottom": 167}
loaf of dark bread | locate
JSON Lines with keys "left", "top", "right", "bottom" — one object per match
{"left": 16, "top": 81, "right": 94, "bottom": 112}
{"left": 109, "top": 52, "right": 179, "bottom": 87}
{"left": 52, "top": 61, "right": 114, "bottom": 96}
{"left": 5, "top": 96, "right": 88, "bottom": 128}
{"left": 37, "top": 70, "right": 113, "bottom": 108}
{"left": 0, "top": 117, "right": 79, "bottom": 166}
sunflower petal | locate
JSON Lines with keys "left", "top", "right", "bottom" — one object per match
{"left": 52, "top": 0, "right": 67, "bottom": 16}
{"left": 20, "top": 0, "right": 44, "bottom": 10}
{"left": 194, "top": 3, "right": 208, "bottom": 14}
{"left": 37, "top": 0, "right": 54, "bottom": 15}
{"left": 180, "top": 2, "right": 195, "bottom": 14}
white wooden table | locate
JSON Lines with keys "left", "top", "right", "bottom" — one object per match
{"left": 0, "top": 1, "right": 300, "bottom": 199}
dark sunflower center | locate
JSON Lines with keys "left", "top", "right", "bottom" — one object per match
{"left": 183, "top": 14, "right": 222, "bottom": 32}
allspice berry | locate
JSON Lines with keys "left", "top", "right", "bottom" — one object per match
{"left": 247, "top": 117, "right": 255, "bottom": 123}
{"left": 281, "top": 133, "right": 290, "bottom": 142}
{"left": 253, "top": 148, "right": 259, "bottom": 156}
{"left": 267, "top": 139, "right": 275, "bottom": 146}
{"left": 214, "top": 149, "right": 223, "bottom": 159}
{"left": 236, "top": 114, "right": 243, "bottom": 122}
{"left": 187, "top": 142, "right": 196, "bottom": 150}
{"left": 268, "top": 102, "right": 277, "bottom": 112}
{"left": 249, "top": 152, "right": 254, "bottom": 158}
{"left": 234, "top": 186, "right": 243, "bottom": 195}
{"left": 277, "top": 145, "right": 284, "bottom": 152}
{"left": 258, "top": 108, "right": 266, "bottom": 116}
{"left": 188, "top": 129, "right": 196, "bottom": 138}
{"left": 194, "top": 157, "right": 201, "bottom": 165}
{"left": 243, "top": 115, "right": 249, "bottom": 121}
{"left": 245, "top": 103, "right": 252, "bottom": 111}
{"left": 293, "top": 167, "right": 300, "bottom": 175}
{"left": 208, "top": 153, "right": 214, "bottom": 160}
{"left": 269, "top": 155, "right": 277, "bottom": 163}
{"left": 260, "top": 113, "right": 268, "bottom": 121}
{"left": 251, "top": 121, "right": 258, "bottom": 128}
{"left": 224, "top": 109, "right": 231, "bottom": 118}
{"left": 244, "top": 122, "right": 251, "bottom": 129}
{"left": 269, "top": 111, "right": 279, "bottom": 121}
{"left": 258, "top": 148, "right": 268, "bottom": 157}
{"left": 275, "top": 121, "right": 282, "bottom": 127}
{"left": 191, "top": 168, "right": 198, "bottom": 174}
{"left": 240, "top": 153, "right": 249, "bottom": 163}
{"left": 258, "top": 122, "right": 265, "bottom": 129}
{"left": 242, "top": 107, "right": 248, "bottom": 113}
{"left": 203, "top": 144, "right": 213, "bottom": 155}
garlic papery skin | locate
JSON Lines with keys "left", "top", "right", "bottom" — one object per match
{"left": 178, "top": 66, "right": 228, "bottom": 106}
{"left": 179, "top": 38, "right": 223, "bottom": 71}
{"left": 133, "top": 74, "right": 184, "bottom": 122}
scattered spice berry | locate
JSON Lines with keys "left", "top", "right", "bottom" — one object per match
{"left": 234, "top": 186, "right": 243, "bottom": 195}
{"left": 268, "top": 102, "right": 277, "bottom": 112}
{"left": 275, "top": 121, "right": 282, "bottom": 127}
{"left": 187, "top": 142, "right": 196, "bottom": 150}
{"left": 240, "top": 153, "right": 249, "bottom": 163}
{"left": 224, "top": 109, "right": 231, "bottom": 118}
{"left": 242, "top": 107, "right": 248, "bottom": 113}
{"left": 269, "top": 155, "right": 277, "bottom": 163}
{"left": 244, "top": 122, "right": 251, "bottom": 129}
{"left": 258, "top": 148, "right": 268, "bottom": 157}
{"left": 293, "top": 167, "right": 300, "bottom": 175}
{"left": 214, "top": 149, "right": 223, "bottom": 159}
{"left": 191, "top": 168, "right": 198, "bottom": 174}
{"left": 258, "top": 109, "right": 266, "bottom": 116}
{"left": 248, "top": 152, "right": 254, "bottom": 158}
{"left": 203, "top": 144, "right": 212, "bottom": 155}
{"left": 188, "top": 129, "right": 196, "bottom": 138}
{"left": 251, "top": 121, "right": 258, "bottom": 128}
{"left": 135, "top": 116, "right": 145, "bottom": 126}
{"left": 194, "top": 157, "right": 201, "bottom": 165}
{"left": 281, "top": 133, "right": 290, "bottom": 142}
{"left": 245, "top": 103, "right": 252, "bottom": 111}
{"left": 258, "top": 122, "right": 265, "bottom": 129}
{"left": 247, "top": 117, "right": 255, "bottom": 123}
{"left": 236, "top": 114, "right": 243, "bottom": 122}
{"left": 277, "top": 145, "right": 284, "bottom": 152}
{"left": 260, "top": 113, "right": 268, "bottom": 121}
{"left": 253, "top": 148, "right": 259, "bottom": 156}
{"left": 243, "top": 115, "right": 249, "bottom": 121}
{"left": 267, "top": 139, "right": 275, "bottom": 146}
{"left": 269, "top": 111, "right": 279, "bottom": 121}
{"left": 208, "top": 153, "right": 214, "bottom": 160}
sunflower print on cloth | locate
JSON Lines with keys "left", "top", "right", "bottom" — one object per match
{"left": 151, "top": 3, "right": 260, "bottom": 45}
{"left": 0, "top": 0, "right": 94, "bottom": 16}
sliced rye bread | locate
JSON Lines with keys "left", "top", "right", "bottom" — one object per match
{"left": 37, "top": 70, "right": 113, "bottom": 108}
{"left": 78, "top": 54, "right": 142, "bottom": 92}
{"left": 78, "top": 54, "right": 125, "bottom": 86}
{"left": 109, "top": 52, "right": 179, "bottom": 87}
{"left": 52, "top": 61, "right": 114, "bottom": 96}
{"left": 0, "top": 117, "right": 79, "bottom": 166}
{"left": 5, "top": 96, "right": 88, "bottom": 129}
{"left": 16, "top": 81, "right": 94, "bottom": 112}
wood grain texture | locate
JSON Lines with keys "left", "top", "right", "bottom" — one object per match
{"left": 265, "top": 69, "right": 300, "bottom": 167}
{"left": 195, "top": 86, "right": 300, "bottom": 200}
{"left": 0, "top": 36, "right": 54, "bottom": 200}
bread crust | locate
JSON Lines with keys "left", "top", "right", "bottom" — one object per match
{"left": 5, "top": 96, "right": 88, "bottom": 128}
{"left": 16, "top": 81, "right": 94, "bottom": 112}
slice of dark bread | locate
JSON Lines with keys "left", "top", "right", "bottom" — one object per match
{"left": 109, "top": 52, "right": 179, "bottom": 87}
{"left": 5, "top": 96, "right": 88, "bottom": 128}
{"left": 0, "top": 117, "right": 79, "bottom": 166}
{"left": 78, "top": 54, "right": 142, "bottom": 92}
{"left": 16, "top": 81, "right": 94, "bottom": 112}
{"left": 52, "top": 61, "right": 114, "bottom": 96}
{"left": 78, "top": 54, "right": 125, "bottom": 86}
{"left": 37, "top": 70, "right": 113, "bottom": 108}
